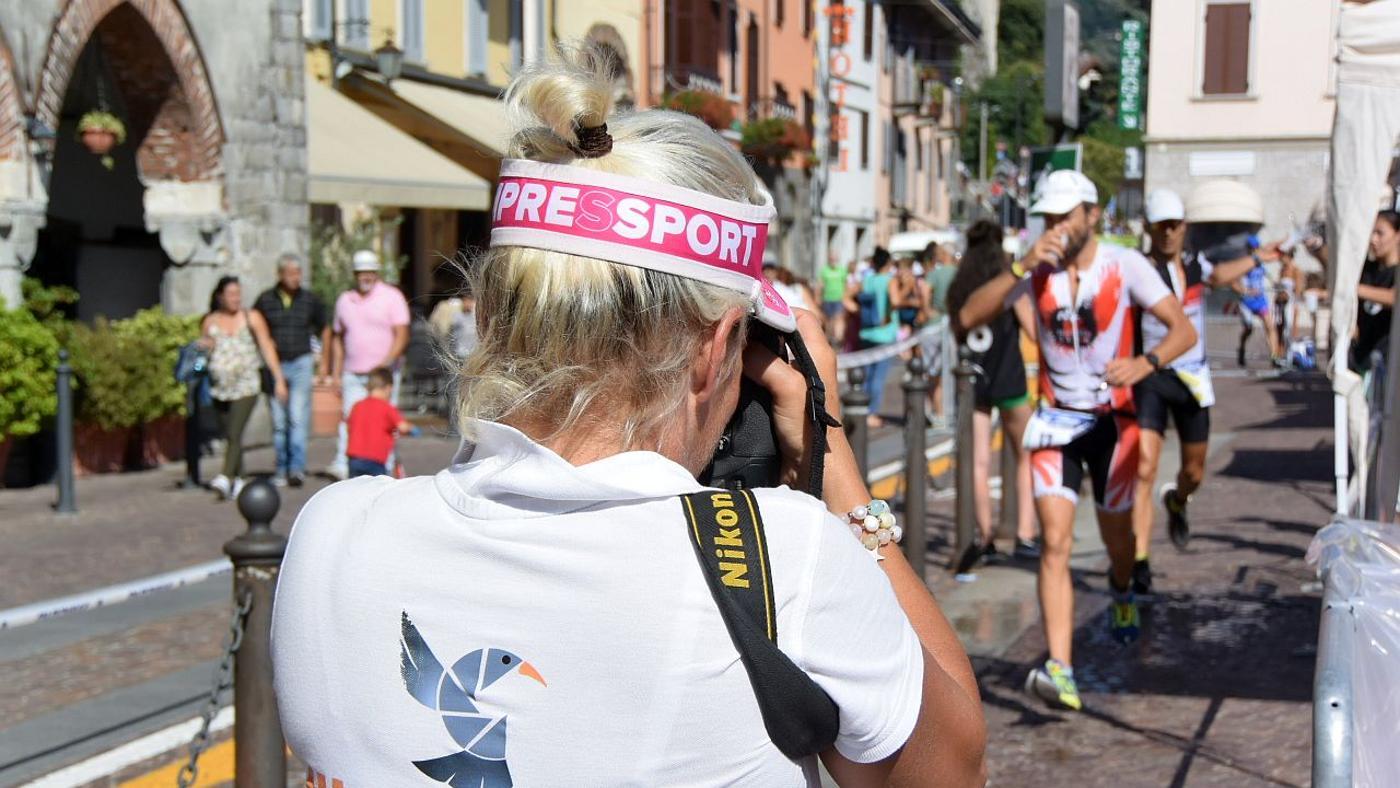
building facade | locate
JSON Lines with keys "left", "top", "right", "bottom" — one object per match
{"left": 303, "top": 0, "right": 649, "bottom": 309}
{"left": 814, "top": 0, "right": 879, "bottom": 270}
{"left": 1144, "top": 0, "right": 1338, "bottom": 248}
{"left": 0, "top": 0, "right": 308, "bottom": 317}
{"left": 873, "top": 0, "right": 977, "bottom": 244}
{"left": 654, "top": 0, "right": 819, "bottom": 277}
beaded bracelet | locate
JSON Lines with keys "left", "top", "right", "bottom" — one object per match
{"left": 845, "top": 499, "right": 903, "bottom": 553}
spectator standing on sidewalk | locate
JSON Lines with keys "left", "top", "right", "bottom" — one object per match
{"left": 326, "top": 250, "right": 411, "bottom": 480}
{"left": 254, "top": 253, "right": 329, "bottom": 488}
{"left": 847, "top": 247, "right": 900, "bottom": 428}
{"left": 451, "top": 289, "right": 479, "bottom": 358}
{"left": 818, "top": 252, "right": 848, "bottom": 340}
{"left": 201, "top": 276, "right": 286, "bottom": 501}
{"left": 946, "top": 221, "right": 1039, "bottom": 568}
{"left": 925, "top": 242, "right": 958, "bottom": 425}
{"left": 346, "top": 367, "right": 417, "bottom": 478}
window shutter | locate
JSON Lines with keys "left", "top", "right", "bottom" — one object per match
{"left": 345, "top": 0, "right": 369, "bottom": 47}
{"left": 1203, "top": 3, "right": 1251, "bottom": 95}
{"left": 307, "top": 0, "right": 331, "bottom": 40}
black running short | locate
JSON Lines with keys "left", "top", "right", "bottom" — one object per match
{"left": 1031, "top": 412, "right": 1139, "bottom": 513}
{"left": 1134, "top": 371, "right": 1210, "bottom": 444}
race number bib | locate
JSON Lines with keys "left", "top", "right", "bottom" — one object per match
{"left": 1023, "top": 407, "right": 1098, "bottom": 450}
{"left": 1174, "top": 363, "right": 1216, "bottom": 408}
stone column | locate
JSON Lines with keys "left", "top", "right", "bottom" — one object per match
{"left": 144, "top": 179, "right": 230, "bottom": 315}
{"left": 0, "top": 159, "right": 47, "bottom": 309}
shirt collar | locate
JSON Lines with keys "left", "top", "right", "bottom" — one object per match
{"left": 434, "top": 419, "right": 707, "bottom": 519}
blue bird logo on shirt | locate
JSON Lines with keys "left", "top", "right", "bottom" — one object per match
{"left": 399, "top": 612, "right": 547, "bottom": 787}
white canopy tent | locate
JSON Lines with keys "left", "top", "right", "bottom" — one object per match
{"left": 1327, "top": 0, "right": 1400, "bottom": 520}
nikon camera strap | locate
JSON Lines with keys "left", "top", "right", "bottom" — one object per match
{"left": 680, "top": 489, "right": 839, "bottom": 759}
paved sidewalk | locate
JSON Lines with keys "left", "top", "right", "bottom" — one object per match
{"left": 0, "top": 427, "right": 460, "bottom": 610}
{"left": 1, "top": 359, "right": 1331, "bottom": 785}
{"left": 928, "top": 371, "right": 1331, "bottom": 787}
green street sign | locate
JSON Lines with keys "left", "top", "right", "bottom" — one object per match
{"left": 1029, "top": 144, "right": 1082, "bottom": 178}
{"left": 1120, "top": 19, "right": 1145, "bottom": 131}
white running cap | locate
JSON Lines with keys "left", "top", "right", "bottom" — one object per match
{"left": 351, "top": 250, "right": 381, "bottom": 273}
{"left": 1030, "top": 170, "right": 1098, "bottom": 216}
{"left": 1145, "top": 189, "right": 1185, "bottom": 224}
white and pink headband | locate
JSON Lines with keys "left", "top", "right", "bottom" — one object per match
{"left": 488, "top": 159, "right": 795, "bottom": 332}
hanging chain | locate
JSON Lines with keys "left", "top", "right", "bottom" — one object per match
{"left": 177, "top": 588, "right": 252, "bottom": 788}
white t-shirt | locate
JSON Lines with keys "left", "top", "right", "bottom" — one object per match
{"left": 272, "top": 420, "right": 923, "bottom": 787}
{"left": 1015, "top": 244, "right": 1172, "bottom": 412}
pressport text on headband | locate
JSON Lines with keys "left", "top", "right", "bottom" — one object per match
{"left": 487, "top": 159, "right": 797, "bottom": 333}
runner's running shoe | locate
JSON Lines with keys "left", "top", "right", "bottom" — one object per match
{"left": 1013, "top": 538, "right": 1041, "bottom": 561}
{"left": 1109, "top": 589, "right": 1141, "bottom": 645}
{"left": 1131, "top": 558, "right": 1153, "bottom": 595}
{"left": 1161, "top": 483, "right": 1191, "bottom": 550}
{"left": 1025, "top": 659, "right": 1082, "bottom": 711}
{"left": 954, "top": 538, "right": 984, "bottom": 575}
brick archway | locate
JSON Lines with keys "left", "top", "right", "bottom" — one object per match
{"left": 0, "top": 31, "right": 23, "bottom": 161}
{"left": 36, "top": 0, "right": 223, "bottom": 181}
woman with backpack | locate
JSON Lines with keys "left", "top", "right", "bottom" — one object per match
{"left": 271, "top": 46, "right": 984, "bottom": 786}
{"left": 846, "top": 247, "right": 901, "bottom": 428}
{"left": 200, "top": 276, "right": 285, "bottom": 501}
{"left": 946, "top": 221, "right": 1039, "bottom": 566}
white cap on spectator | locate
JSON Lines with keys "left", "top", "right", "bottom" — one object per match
{"left": 1030, "top": 170, "right": 1098, "bottom": 215}
{"left": 351, "top": 250, "right": 381, "bottom": 273}
{"left": 1145, "top": 189, "right": 1186, "bottom": 224}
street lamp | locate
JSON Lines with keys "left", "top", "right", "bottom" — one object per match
{"left": 375, "top": 38, "right": 404, "bottom": 82}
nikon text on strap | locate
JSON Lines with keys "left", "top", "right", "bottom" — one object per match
{"left": 680, "top": 489, "right": 840, "bottom": 759}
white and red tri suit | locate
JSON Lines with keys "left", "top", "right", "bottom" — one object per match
{"left": 1019, "top": 244, "right": 1173, "bottom": 512}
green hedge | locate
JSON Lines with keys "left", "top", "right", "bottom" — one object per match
{"left": 65, "top": 309, "right": 201, "bottom": 430}
{"left": 0, "top": 306, "right": 59, "bottom": 441}
{"left": 2, "top": 279, "right": 202, "bottom": 438}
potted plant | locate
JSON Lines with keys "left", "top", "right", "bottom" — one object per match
{"left": 113, "top": 308, "right": 201, "bottom": 466}
{"left": 76, "top": 110, "right": 127, "bottom": 169}
{"left": 0, "top": 306, "right": 60, "bottom": 486}
{"left": 664, "top": 90, "right": 736, "bottom": 131}
{"left": 740, "top": 118, "right": 811, "bottom": 167}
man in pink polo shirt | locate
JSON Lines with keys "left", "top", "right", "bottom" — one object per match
{"left": 327, "top": 250, "right": 411, "bottom": 480}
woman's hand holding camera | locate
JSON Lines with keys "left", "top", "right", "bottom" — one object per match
{"left": 742, "top": 309, "right": 868, "bottom": 514}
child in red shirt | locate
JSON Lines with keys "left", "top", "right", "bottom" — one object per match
{"left": 345, "top": 367, "right": 415, "bottom": 478}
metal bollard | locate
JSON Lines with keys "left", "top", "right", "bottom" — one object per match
{"left": 55, "top": 349, "right": 76, "bottom": 514}
{"left": 902, "top": 355, "right": 928, "bottom": 576}
{"left": 996, "top": 436, "right": 1019, "bottom": 541}
{"left": 843, "top": 366, "right": 871, "bottom": 482}
{"left": 224, "top": 480, "right": 288, "bottom": 786}
{"left": 952, "top": 349, "right": 979, "bottom": 570}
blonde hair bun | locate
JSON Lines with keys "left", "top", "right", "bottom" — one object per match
{"left": 458, "top": 43, "right": 773, "bottom": 450}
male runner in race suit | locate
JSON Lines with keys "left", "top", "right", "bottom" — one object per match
{"left": 1130, "top": 190, "right": 1275, "bottom": 594}
{"left": 955, "top": 171, "right": 1196, "bottom": 711}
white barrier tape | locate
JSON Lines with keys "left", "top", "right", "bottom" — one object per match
{"left": 0, "top": 559, "right": 232, "bottom": 631}
{"left": 836, "top": 322, "right": 948, "bottom": 370}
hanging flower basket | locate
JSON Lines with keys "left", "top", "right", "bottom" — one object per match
{"left": 664, "top": 90, "right": 736, "bottom": 131}
{"left": 76, "top": 111, "right": 127, "bottom": 168}
{"left": 740, "top": 118, "right": 811, "bottom": 167}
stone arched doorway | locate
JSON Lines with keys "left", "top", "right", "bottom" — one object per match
{"left": 32, "top": 0, "right": 227, "bottom": 321}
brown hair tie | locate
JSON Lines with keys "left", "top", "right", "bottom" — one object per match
{"left": 570, "top": 122, "right": 613, "bottom": 158}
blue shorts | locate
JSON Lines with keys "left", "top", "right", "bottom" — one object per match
{"left": 822, "top": 300, "right": 843, "bottom": 321}
{"left": 348, "top": 458, "right": 389, "bottom": 478}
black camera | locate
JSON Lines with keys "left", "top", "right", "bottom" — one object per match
{"left": 697, "top": 323, "right": 840, "bottom": 496}
{"left": 698, "top": 323, "right": 786, "bottom": 490}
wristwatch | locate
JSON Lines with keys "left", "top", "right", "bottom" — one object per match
{"left": 1145, "top": 352, "right": 1163, "bottom": 371}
